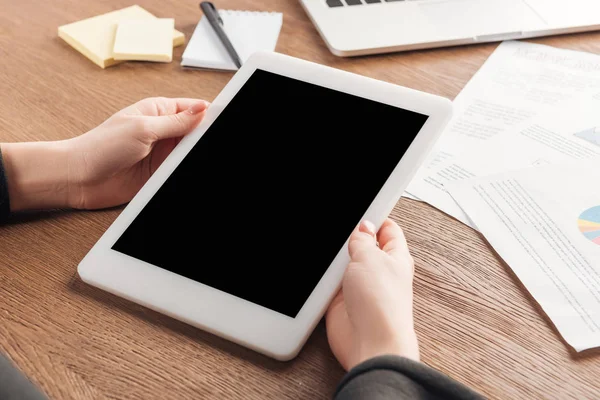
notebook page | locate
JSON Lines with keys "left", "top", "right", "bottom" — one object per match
{"left": 181, "top": 10, "right": 283, "bottom": 71}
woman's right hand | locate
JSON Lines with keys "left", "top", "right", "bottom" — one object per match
{"left": 326, "top": 218, "right": 419, "bottom": 371}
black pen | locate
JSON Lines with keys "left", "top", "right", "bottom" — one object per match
{"left": 200, "top": 1, "right": 243, "bottom": 69}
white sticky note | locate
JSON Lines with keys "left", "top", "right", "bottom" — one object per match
{"left": 113, "top": 19, "right": 174, "bottom": 62}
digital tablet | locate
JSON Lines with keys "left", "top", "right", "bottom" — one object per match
{"left": 77, "top": 51, "right": 452, "bottom": 361}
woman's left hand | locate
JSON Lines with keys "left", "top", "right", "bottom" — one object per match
{"left": 66, "top": 97, "right": 208, "bottom": 209}
{"left": 2, "top": 97, "right": 208, "bottom": 212}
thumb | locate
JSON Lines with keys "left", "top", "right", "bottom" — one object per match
{"left": 146, "top": 101, "right": 208, "bottom": 140}
{"left": 348, "top": 220, "right": 378, "bottom": 260}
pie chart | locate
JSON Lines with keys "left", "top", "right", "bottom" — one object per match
{"left": 574, "top": 127, "right": 600, "bottom": 147}
{"left": 578, "top": 206, "right": 600, "bottom": 245}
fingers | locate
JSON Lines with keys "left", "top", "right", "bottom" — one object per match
{"left": 145, "top": 101, "right": 208, "bottom": 140}
{"left": 134, "top": 97, "right": 209, "bottom": 116}
{"left": 348, "top": 220, "right": 378, "bottom": 260}
{"left": 377, "top": 218, "right": 410, "bottom": 261}
{"left": 160, "top": 98, "right": 207, "bottom": 114}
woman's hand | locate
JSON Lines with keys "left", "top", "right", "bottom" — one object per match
{"left": 2, "top": 97, "right": 208, "bottom": 212}
{"left": 326, "top": 218, "right": 419, "bottom": 371}
{"left": 65, "top": 97, "right": 208, "bottom": 209}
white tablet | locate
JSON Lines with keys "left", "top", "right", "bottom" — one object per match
{"left": 78, "top": 51, "right": 452, "bottom": 361}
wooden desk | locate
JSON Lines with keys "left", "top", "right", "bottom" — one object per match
{"left": 1, "top": 1, "right": 599, "bottom": 398}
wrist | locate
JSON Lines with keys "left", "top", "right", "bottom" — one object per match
{"left": 1, "top": 140, "right": 71, "bottom": 212}
{"left": 383, "top": 329, "right": 420, "bottom": 362}
{"left": 356, "top": 329, "right": 420, "bottom": 369}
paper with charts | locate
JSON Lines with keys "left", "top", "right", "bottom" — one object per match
{"left": 447, "top": 158, "right": 600, "bottom": 352}
{"left": 414, "top": 99, "right": 600, "bottom": 219}
{"left": 405, "top": 40, "right": 600, "bottom": 229}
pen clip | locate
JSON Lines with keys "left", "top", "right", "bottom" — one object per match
{"left": 208, "top": 2, "right": 223, "bottom": 25}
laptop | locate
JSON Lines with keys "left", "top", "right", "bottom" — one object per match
{"left": 299, "top": 0, "right": 600, "bottom": 56}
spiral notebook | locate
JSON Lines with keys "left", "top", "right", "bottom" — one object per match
{"left": 181, "top": 10, "right": 283, "bottom": 71}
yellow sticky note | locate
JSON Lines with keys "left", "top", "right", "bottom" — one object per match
{"left": 58, "top": 5, "right": 184, "bottom": 68}
{"left": 113, "top": 19, "right": 174, "bottom": 62}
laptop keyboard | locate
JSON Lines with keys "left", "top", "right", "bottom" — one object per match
{"left": 326, "top": 0, "right": 404, "bottom": 6}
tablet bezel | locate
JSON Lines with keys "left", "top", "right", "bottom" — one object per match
{"left": 77, "top": 51, "right": 452, "bottom": 361}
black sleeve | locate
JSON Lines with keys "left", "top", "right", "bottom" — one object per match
{"left": 0, "top": 146, "right": 11, "bottom": 224}
{"left": 0, "top": 353, "right": 48, "bottom": 400}
{"left": 334, "top": 355, "right": 486, "bottom": 400}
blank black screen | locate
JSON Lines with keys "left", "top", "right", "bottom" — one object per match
{"left": 112, "top": 69, "right": 428, "bottom": 318}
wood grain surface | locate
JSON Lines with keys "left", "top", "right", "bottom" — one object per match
{"left": 1, "top": 0, "right": 600, "bottom": 399}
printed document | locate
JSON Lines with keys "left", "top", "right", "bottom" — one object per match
{"left": 406, "top": 41, "right": 600, "bottom": 227}
{"left": 448, "top": 159, "right": 600, "bottom": 351}
{"left": 409, "top": 102, "right": 600, "bottom": 223}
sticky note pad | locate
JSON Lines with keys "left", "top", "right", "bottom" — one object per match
{"left": 58, "top": 5, "right": 184, "bottom": 68}
{"left": 113, "top": 19, "right": 174, "bottom": 62}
